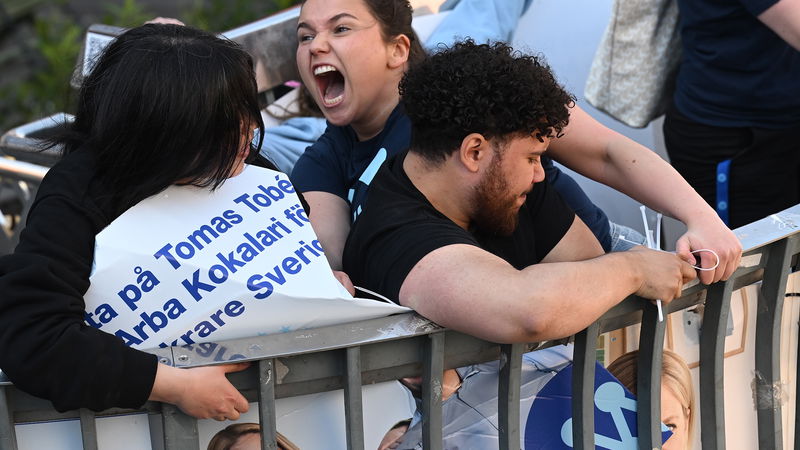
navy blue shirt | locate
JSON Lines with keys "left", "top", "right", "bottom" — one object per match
{"left": 291, "top": 103, "right": 611, "bottom": 250}
{"left": 291, "top": 105, "right": 412, "bottom": 223}
{"left": 674, "top": 0, "right": 800, "bottom": 128}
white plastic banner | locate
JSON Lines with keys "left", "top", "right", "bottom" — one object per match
{"left": 84, "top": 165, "right": 408, "bottom": 350}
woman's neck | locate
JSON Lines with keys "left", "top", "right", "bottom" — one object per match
{"left": 351, "top": 93, "right": 401, "bottom": 142}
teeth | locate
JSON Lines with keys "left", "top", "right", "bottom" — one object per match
{"left": 314, "top": 65, "right": 337, "bottom": 75}
{"left": 323, "top": 94, "right": 343, "bottom": 106}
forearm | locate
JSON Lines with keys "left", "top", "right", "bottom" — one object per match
{"left": 759, "top": 0, "right": 800, "bottom": 50}
{"left": 401, "top": 246, "right": 644, "bottom": 344}
{"left": 551, "top": 107, "right": 721, "bottom": 228}
{"left": 596, "top": 135, "right": 722, "bottom": 227}
{"left": 310, "top": 214, "right": 347, "bottom": 270}
{"left": 513, "top": 252, "right": 643, "bottom": 340}
{"left": 304, "top": 191, "right": 351, "bottom": 270}
{"left": 149, "top": 364, "right": 186, "bottom": 405}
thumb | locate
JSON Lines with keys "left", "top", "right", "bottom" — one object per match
{"left": 221, "top": 361, "right": 251, "bottom": 374}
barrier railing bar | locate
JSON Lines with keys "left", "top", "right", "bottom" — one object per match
{"left": 79, "top": 408, "right": 98, "bottom": 450}
{"left": 344, "top": 346, "right": 365, "bottom": 450}
{"left": 422, "top": 332, "right": 444, "bottom": 450}
{"left": 699, "top": 278, "right": 734, "bottom": 449}
{"left": 160, "top": 403, "right": 198, "bottom": 450}
{"left": 498, "top": 343, "right": 523, "bottom": 449}
{"left": 637, "top": 302, "right": 666, "bottom": 449}
{"left": 0, "top": 385, "right": 18, "bottom": 450}
{"left": 0, "top": 158, "right": 48, "bottom": 183}
{"left": 258, "top": 359, "right": 278, "bottom": 450}
{"left": 572, "top": 322, "right": 600, "bottom": 450}
{"left": 755, "top": 237, "right": 794, "bottom": 449}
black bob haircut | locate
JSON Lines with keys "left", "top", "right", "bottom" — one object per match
{"left": 399, "top": 40, "right": 575, "bottom": 163}
{"left": 51, "top": 24, "right": 268, "bottom": 212}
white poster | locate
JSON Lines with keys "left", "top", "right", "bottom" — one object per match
{"left": 84, "top": 165, "right": 408, "bottom": 351}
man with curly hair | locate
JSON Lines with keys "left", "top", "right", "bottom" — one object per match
{"left": 342, "top": 41, "right": 697, "bottom": 343}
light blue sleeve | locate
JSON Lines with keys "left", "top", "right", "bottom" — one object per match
{"left": 424, "top": 0, "right": 534, "bottom": 49}
{"left": 257, "top": 117, "right": 327, "bottom": 174}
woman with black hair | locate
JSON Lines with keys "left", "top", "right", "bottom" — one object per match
{"left": 0, "top": 24, "right": 269, "bottom": 420}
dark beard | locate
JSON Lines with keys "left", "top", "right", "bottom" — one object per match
{"left": 470, "top": 157, "right": 520, "bottom": 236}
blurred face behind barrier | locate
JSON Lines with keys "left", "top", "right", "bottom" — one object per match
{"left": 661, "top": 383, "right": 690, "bottom": 450}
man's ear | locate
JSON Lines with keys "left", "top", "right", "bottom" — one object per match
{"left": 388, "top": 34, "right": 411, "bottom": 69}
{"left": 458, "top": 133, "right": 489, "bottom": 173}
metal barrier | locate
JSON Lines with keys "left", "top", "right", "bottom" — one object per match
{"left": 1, "top": 205, "right": 798, "bottom": 449}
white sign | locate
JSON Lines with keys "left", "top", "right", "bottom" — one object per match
{"left": 84, "top": 165, "right": 408, "bottom": 350}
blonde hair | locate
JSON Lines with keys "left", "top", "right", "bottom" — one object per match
{"left": 607, "top": 349, "right": 695, "bottom": 443}
{"left": 207, "top": 423, "right": 299, "bottom": 450}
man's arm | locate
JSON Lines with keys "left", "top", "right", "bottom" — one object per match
{"left": 398, "top": 217, "right": 696, "bottom": 344}
{"left": 547, "top": 105, "right": 741, "bottom": 283}
{"left": 304, "top": 191, "right": 351, "bottom": 270}
{"left": 758, "top": 0, "right": 800, "bottom": 50}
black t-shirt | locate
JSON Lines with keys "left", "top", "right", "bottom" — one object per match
{"left": 342, "top": 151, "right": 576, "bottom": 302}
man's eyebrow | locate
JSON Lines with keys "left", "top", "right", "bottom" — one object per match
{"left": 297, "top": 13, "right": 358, "bottom": 31}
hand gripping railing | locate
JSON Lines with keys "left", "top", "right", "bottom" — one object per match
{"left": 1, "top": 204, "right": 799, "bottom": 449}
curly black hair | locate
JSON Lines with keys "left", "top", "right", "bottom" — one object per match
{"left": 399, "top": 40, "right": 575, "bottom": 163}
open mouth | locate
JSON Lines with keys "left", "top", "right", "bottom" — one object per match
{"left": 313, "top": 65, "right": 345, "bottom": 107}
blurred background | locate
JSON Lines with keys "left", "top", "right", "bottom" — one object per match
{"left": 0, "top": 0, "right": 300, "bottom": 135}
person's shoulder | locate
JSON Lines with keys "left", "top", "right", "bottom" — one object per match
{"left": 37, "top": 148, "right": 97, "bottom": 199}
{"left": 34, "top": 147, "right": 114, "bottom": 226}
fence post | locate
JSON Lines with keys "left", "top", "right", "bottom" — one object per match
{"left": 637, "top": 302, "right": 666, "bottom": 449}
{"left": 161, "top": 403, "right": 199, "bottom": 450}
{"left": 699, "top": 279, "right": 734, "bottom": 449}
{"left": 79, "top": 409, "right": 98, "bottom": 450}
{"left": 0, "top": 386, "right": 17, "bottom": 450}
{"left": 422, "top": 332, "right": 444, "bottom": 450}
{"left": 258, "top": 359, "right": 278, "bottom": 450}
{"left": 498, "top": 343, "right": 524, "bottom": 449}
{"left": 344, "top": 347, "right": 365, "bottom": 450}
{"left": 755, "top": 238, "right": 794, "bottom": 449}
{"left": 572, "top": 322, "right": 600, "bottom": 450}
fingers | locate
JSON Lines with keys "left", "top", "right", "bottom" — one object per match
{"left": 221, "top": 361, "right": 251, "bottom": 373}
{"left": 698, "top": 250, "right": 718, "bottom": 284}
{"left": 681, "top": 259, "right": 698, "bottom": 283}
{"left": 333, "top": 270, "right": 356, "bottom": 295}
{"left": 635, "top": 250, "right": 695, "bottom": 303}
{"left": 722, "top": 248, "right": 741, "bottom": 280}
{"left": 719, "top": 244, "right": 742, "bottom": 281}
{"left": 233, "top": 391, "right": 250, "bottom": 415}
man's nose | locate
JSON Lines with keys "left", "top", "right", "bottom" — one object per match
{"left": 532, "top": 164, "right": 545, "bottom": 183}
